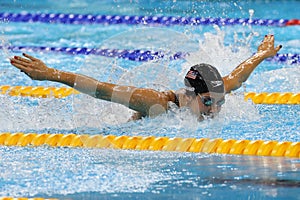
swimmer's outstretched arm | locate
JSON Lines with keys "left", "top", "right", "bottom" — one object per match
{"left": 10, "top": 53, "right": 173, "bottom": 117}
{"left": 222, "top": 34, "right": 282, "bottom": 93}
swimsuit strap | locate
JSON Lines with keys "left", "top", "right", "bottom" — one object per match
{"left": 173, "top": 92, "right": 180, "bottom": 107}
{"left": 168, "top": 90, "right": 180, "bottom": 108}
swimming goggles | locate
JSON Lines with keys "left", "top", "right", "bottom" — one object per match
{"left": 199, "top": 95, "right": 225, "bottom": 107}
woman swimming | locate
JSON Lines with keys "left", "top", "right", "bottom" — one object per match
{"left": 10, "top": 34, "right": 281, "bottom": 121}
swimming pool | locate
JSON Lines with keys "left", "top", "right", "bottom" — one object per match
{"left": 0, "top": 0, "right": 299, "bottom": 199}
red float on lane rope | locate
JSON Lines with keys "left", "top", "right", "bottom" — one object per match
{"left": 286, "top": 19, "right": 300, "bottom": 26}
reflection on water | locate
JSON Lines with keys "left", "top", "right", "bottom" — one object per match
{"left": 0, "top": 25, "right": 298, "bottom": 141}
{"left": 0, "top": 1, "right": 299, "bottom": 199}
{"left": 0, "top": 146, "right": 299, "bottom": 199}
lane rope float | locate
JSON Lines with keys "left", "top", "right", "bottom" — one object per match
{"left": 0, "top": 85, "right": 299, "bottom": 104}
{"left": 0, "top": 198, "right": 57, "bottom": 200}
{"left": 0, "top": 132, "right": 299, "bottom": 158}
{"left": 0, "top": 85, "right": 80, "bottom": 98}
{"left": 1, "top": 45, "right": 299, "bottom": 64}
{"left": 244, "top": 92, "right": 300, "bottom": 104}
{"left": 1, "top": 12, "right": 299, "bottom": 27}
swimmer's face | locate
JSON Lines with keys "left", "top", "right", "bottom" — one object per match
{"left": 189, "top": 92, "right": 225, "bottom": 119}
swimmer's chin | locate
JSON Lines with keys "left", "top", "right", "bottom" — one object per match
{"left": 198, "top": 115, "right": 205, "bottom": 122}
{"left": 198, "top": 112, "right": 218, "bottom": 121}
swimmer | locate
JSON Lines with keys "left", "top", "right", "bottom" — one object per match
{"left": 10, "top": 34, "right": 282, "bottom": 121}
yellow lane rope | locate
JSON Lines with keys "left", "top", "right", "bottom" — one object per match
{"left": 0, "top": 132, "right": 299, "bottom": 158}
{"left": 244, "top": 92, "right": 300, "bottom": 104}
{"left": 0, "top": 85, "right": 299, "bottom": 104}
{"left": 0, "top": 198, "right": 57, "bottom": 200}
{"left": 0, "top": 85, "right": 80, "bottom": 98}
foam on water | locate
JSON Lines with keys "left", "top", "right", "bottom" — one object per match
{"left": 69, "top": 27, "right": 263, "bottom": 138}
{"left": 0, "top": 36, "right": 13, "bottom": 60}
{"left": 0, "top": 24, "right": 297, "bottom": 140}
{"left": 183, "top": 25, "right": 253, "bottom": 77}
{"left": 0, "top": 147, "right": 175, "bottom": 197}
{"left": 0, "top": 1, "right": 299, "bottom": 199}
{"left": 1, "top": 146, "right": 299, "bottom": 198}
{"left": 0, "top": 96, "right": 74, "bottom": 132}
{"left": 249, "top": 66, "right": 300, "bottom": 93}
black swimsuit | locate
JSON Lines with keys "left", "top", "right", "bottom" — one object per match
{"left": 173, "top": 92, "right": 180, "bottom": 107}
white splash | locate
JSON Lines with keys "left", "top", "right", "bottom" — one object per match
{"left": 249, "top": 66, "right": 300, "bottom": 93}
{"left": 183, "top": 25, "right": 253, "bottom": 77}
{"left": 0, "top": 27, "right": 275, "bottom": 133}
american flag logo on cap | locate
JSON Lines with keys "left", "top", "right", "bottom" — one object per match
{"left": 185, "top": 70, "right": 197, "bottom": 79}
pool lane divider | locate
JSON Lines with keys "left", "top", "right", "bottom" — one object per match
{"left": 0, "top": 132, "right": 299, "bottom": 158}
{"left": 0, "top": 198, "right": 57, "bottom": 200}
{"left": 1, "top": 12, "right": 299, "bottom": 27}
{"left": 1, "top": 45, "right": 299, "bottom": 64}
{"left": 0, "top": 85, "right": 299, "bottom": 104}
{"left": 0, "top": 85, "right": 80, "bottom": 98}
{"left": 2, "top": 45, "right": 179, "bottom": 62}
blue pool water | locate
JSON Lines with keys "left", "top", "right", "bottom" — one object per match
{"left": 0, "top": 0, "right": 299, "bottom": 199}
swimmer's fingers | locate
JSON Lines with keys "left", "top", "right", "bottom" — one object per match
{"left": 22, "top": 53, "right": 39, "bottom": 61}
{"left": 268, "top": 35, "right": 274, "bottom": 46}
{"left": 10, "top": 54, "right": 52, "bottom": 80}
{"left": 263, "top": 34, "right": 272, "bottom": 41}
{"left": 263, "top": 35, "right": 274, "bottom": 47}
{"left": 13, "top": 55, "right": 31, "bottom": 63}
{"left": 10, "top": 59, "right": 32, "bottom": 73}
{"left": 10, "top": 57, "right": 33, "bottom": 68}
{"left": 267, "top": 35, "right": 282, "bottom": 53}
{"left": 10, "top": 59, "right": 42, "bottom": 79}
{"left": 258, "top": 34, "right": 281, "bottom": 57}
{"left": 275, "top": 44, "right": 283, "bottom": 53}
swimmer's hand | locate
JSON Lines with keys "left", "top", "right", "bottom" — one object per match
{"left": 257, "top": 34, "right": 282, "bottom": 58}
{"left": 10, "top": 53, "right": 56, "bottom": 81}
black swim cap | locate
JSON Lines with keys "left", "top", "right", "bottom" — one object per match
{"left": 184, "top": 63, "right": 224, "bottom": 94}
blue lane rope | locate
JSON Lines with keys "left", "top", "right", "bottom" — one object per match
{"left": 1, "top": 45, "right": 299, "bottom": 64}
{"left": 1, "top": 12, "right": 295, "bottom": 27}
{"left": 2, "top": 45, "right": 185, "bottom": 61}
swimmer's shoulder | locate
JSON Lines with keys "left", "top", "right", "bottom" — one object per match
{"left": 162, "top": 90, "right": 176, "bottom": 102}
{"left": 128, "top": 89, "right": 184, "bottom": 121}
{"left": 163, "top": 89, "right": 186, "bottom": 107}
